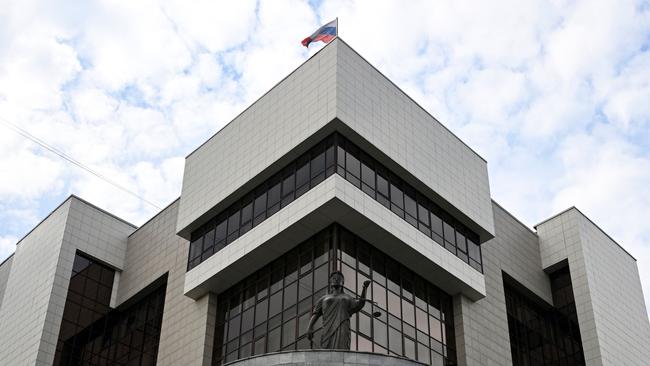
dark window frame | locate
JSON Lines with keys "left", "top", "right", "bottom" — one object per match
{"left": 213, "top": 225, "right": 456, "bottom": 365}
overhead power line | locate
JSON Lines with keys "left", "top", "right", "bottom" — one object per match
{"left": 0, "top": 116, "right": 162, "bottom": 210}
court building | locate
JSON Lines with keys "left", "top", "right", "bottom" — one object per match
{"left": 1, "top": 38, "right": 649, "bottom": 366}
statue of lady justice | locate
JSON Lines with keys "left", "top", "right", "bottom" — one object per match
{"left": 306, "top": 271, "right": 371, "bottom": 349}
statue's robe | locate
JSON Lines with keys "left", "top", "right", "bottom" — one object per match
{"left": 313, "top": 292, "right": 364, "bottom": 349}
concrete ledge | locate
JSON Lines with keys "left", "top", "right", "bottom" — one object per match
{"left": 185, "top": 175, "right": 485, "bottom": 301}
{"left": 224, "top": 350, "right": 426, "bottom": 366}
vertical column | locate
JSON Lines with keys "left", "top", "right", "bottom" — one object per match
{"left": 452, "top": 295, "right": 469, "bottom": 366}
{"left": 156, "top": 290, "right": 218, "bottom": 366}
{"left": 201, "top": 293, "right": 219, "bottom": 366}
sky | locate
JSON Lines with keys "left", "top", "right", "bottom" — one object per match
{"left": 1, "top": 0, "right": 649, "bottom": 313}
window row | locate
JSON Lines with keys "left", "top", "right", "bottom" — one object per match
{"left": 56, "top": 253, "right": 116, "bottom": 347}
{"left": 189, "top": 133, "right": 482, "bottom": 273}
{"left": 54, "top": 252, "right": 167, "bottom": 366}
{"left": 504, "top": 268, "right": 585, "bottom": 366}
{"left": 188, "top": 136, "right": 337, "bottom": 270}
{"left": 213, "top": 225, "right": 456, "bottom": 365}
{"left": 334, "top": 136, "right": 481, "bottom": 272}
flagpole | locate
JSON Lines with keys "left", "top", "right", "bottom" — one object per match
{"left": 336, "top": 17, "right": 339, "bottom": 39}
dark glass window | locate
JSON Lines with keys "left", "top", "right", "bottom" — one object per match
{"left": 345, "top": 145, "right": 361, "bottom": 183}
{"left": 296, "top": 155, "right": 310, "bottom": 192}
{"left": 241, "top": 200, "right": 253, "bottom": 226}
{"left": 467, "top": 239, "right": 482, "bottom": 272}
{"left": 441, "top": 222, "right": 456, "bottom": 255}
{"left": 504, "top": 268, "right": 585, "bottom": 366}
{"left": 253, "top": 190, "right": 267, "bottom": 225}
{"left": 227, "top": 209, "right": 240, "bottom": 243}
{"left": 311, "top": 144, "right": 326, "bottom": 186}
{"left": 417, "top": 202, "right": 431, "bottom": 237}
{"left": 430, "top": 212, "right": 444, "bottom": 244}
{"left": 267, "top": 176, "right": 282, "bottom": 215}
{"left": 325, "top": 141, "right": 336, "bottom": 177}
{"left": 390, "top": 181, "right": 404, "bottom": 217}
{"left": 376, "top": 169, "right": 390, "bottom": 208}
{"left": 215, "top": 218, "right": 227, "bottom": 247}
{"left": 282, "top": 167, "right": 295, "bottom": 205}
{"left": 361, "top": 156, "right": 375, "bottom": 197}
{"left": 203, "top": 228, "right": 216, "bottom": 260}
{"left": 189, "top": 237, "right": 202, "bottom": 265}
{"left": 54, "top": 253, "right": 166, "bottom": 366}
{"left": 404, "top": 188, "right": 417, "bottom": 227}
{"left": 455, "top": 232, "right": 466, "bottom": 253}
{"left": 213, "top": 225, "right": 456, "bottom": 365}
{"left": 189, "top": 133, "right": 482, "bottom": 273}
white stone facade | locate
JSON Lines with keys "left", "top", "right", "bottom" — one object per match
{"left": 0, "top": 39, "right": 648, "bottom": 366}
{"left": 0, "top": 254, "right": 13, "bottom": 311}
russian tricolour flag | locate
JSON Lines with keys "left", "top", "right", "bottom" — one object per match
{"left": 302, "top": 19, "right": 337, "bottom": 47}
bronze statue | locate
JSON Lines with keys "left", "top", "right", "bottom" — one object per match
{"left": 307, "top": 271, "right": 371, "bottom": 349}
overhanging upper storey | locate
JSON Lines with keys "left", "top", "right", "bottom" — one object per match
{"left": 176, "top": 38, "right": 495, "bottom": 243}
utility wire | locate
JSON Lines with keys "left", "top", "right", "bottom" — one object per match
{"left": 0, "top": 116, "right": 162, "bottom": 210}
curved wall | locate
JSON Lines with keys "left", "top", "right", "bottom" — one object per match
{"left": 225, "top": 350, "right": 425, "bottom": 366}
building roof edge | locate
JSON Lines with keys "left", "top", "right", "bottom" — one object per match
{"left": 14, "top": 195, "right": 138, "bottom": 248}
{"left": 13, "top": 195, "right": 75, "bottom": 247}
{"left": 69, "top": 194, "right": 138, "bottom": 229}
{"left": 490, "top": 200, "right": 537, "bottom": 236}
{"left": 128, "top": 197, "right": 181, "bottom": 238}
{"left": 184, "top": 38, "right": 338, "bottom": 160}
{"left": 535, "top": 206, "right": 637, "bottom": 262}
{"left": 533, "top": 206, "right": 577, "bottom": 229}
{"left": 335, "top": 38, "right": 487, "bottom": 164}
{"left": 0, "top": 253, "right": 14, "bottom": 268}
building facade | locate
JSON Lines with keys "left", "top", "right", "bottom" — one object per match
{"left": 1, "top": 38, "right": 649, "bottom": 366}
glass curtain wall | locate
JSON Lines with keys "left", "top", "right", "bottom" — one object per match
{"left": 504, "top": 267, "right": 585, "bottom": 366}
{"left": 213, "top": 225, "right": 456, "bottom": 366}
{"left": 54, "top": 253, "right": 115, "bottom": 365}
{"left": 54, "top": 252, "right": 167, "bottom": 366}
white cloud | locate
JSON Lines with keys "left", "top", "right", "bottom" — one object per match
{"left": 159, "top": 0, "right": 257, "bottom": 53}
{"left": 553, "top": 127, "right": 650, "bottom": 243}
{"left": 0, "top": 34, "right": 81, "bottom": 110}
{"left": 0, "top": 135, "right": 65, "bottom": 201}
{"left": 131, "top": 156, "right": 184, "bottom": 207}
{"left": 0, "top": 235, "right": 17, "bottom": 264}
{"left": 600, "top": 52, "right": 650, "bottom": 131}
{"left": 69, "top": 88, "right": 120, "bottom": 124}
{"left": 74, "top": 1, "right": 193, "bottom": 92}
{"left": 226, "top": 0, "right": 317, "bottom": 101}
{"left": 69, "top": 164, "right": 156, "bottom": 225}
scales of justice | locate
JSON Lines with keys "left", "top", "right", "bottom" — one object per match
{"left": 307, "top": 271, "right": 382, "bottom": 350}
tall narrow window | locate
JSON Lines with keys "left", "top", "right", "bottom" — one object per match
{"left": 54, "top": 253, "right": 166, "bottom": 366}
{"left": 390, "top": 181, "right": 404, "bottom": 218}
{"left": 295, "top": 155, "right": 310, "bottom": 197}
